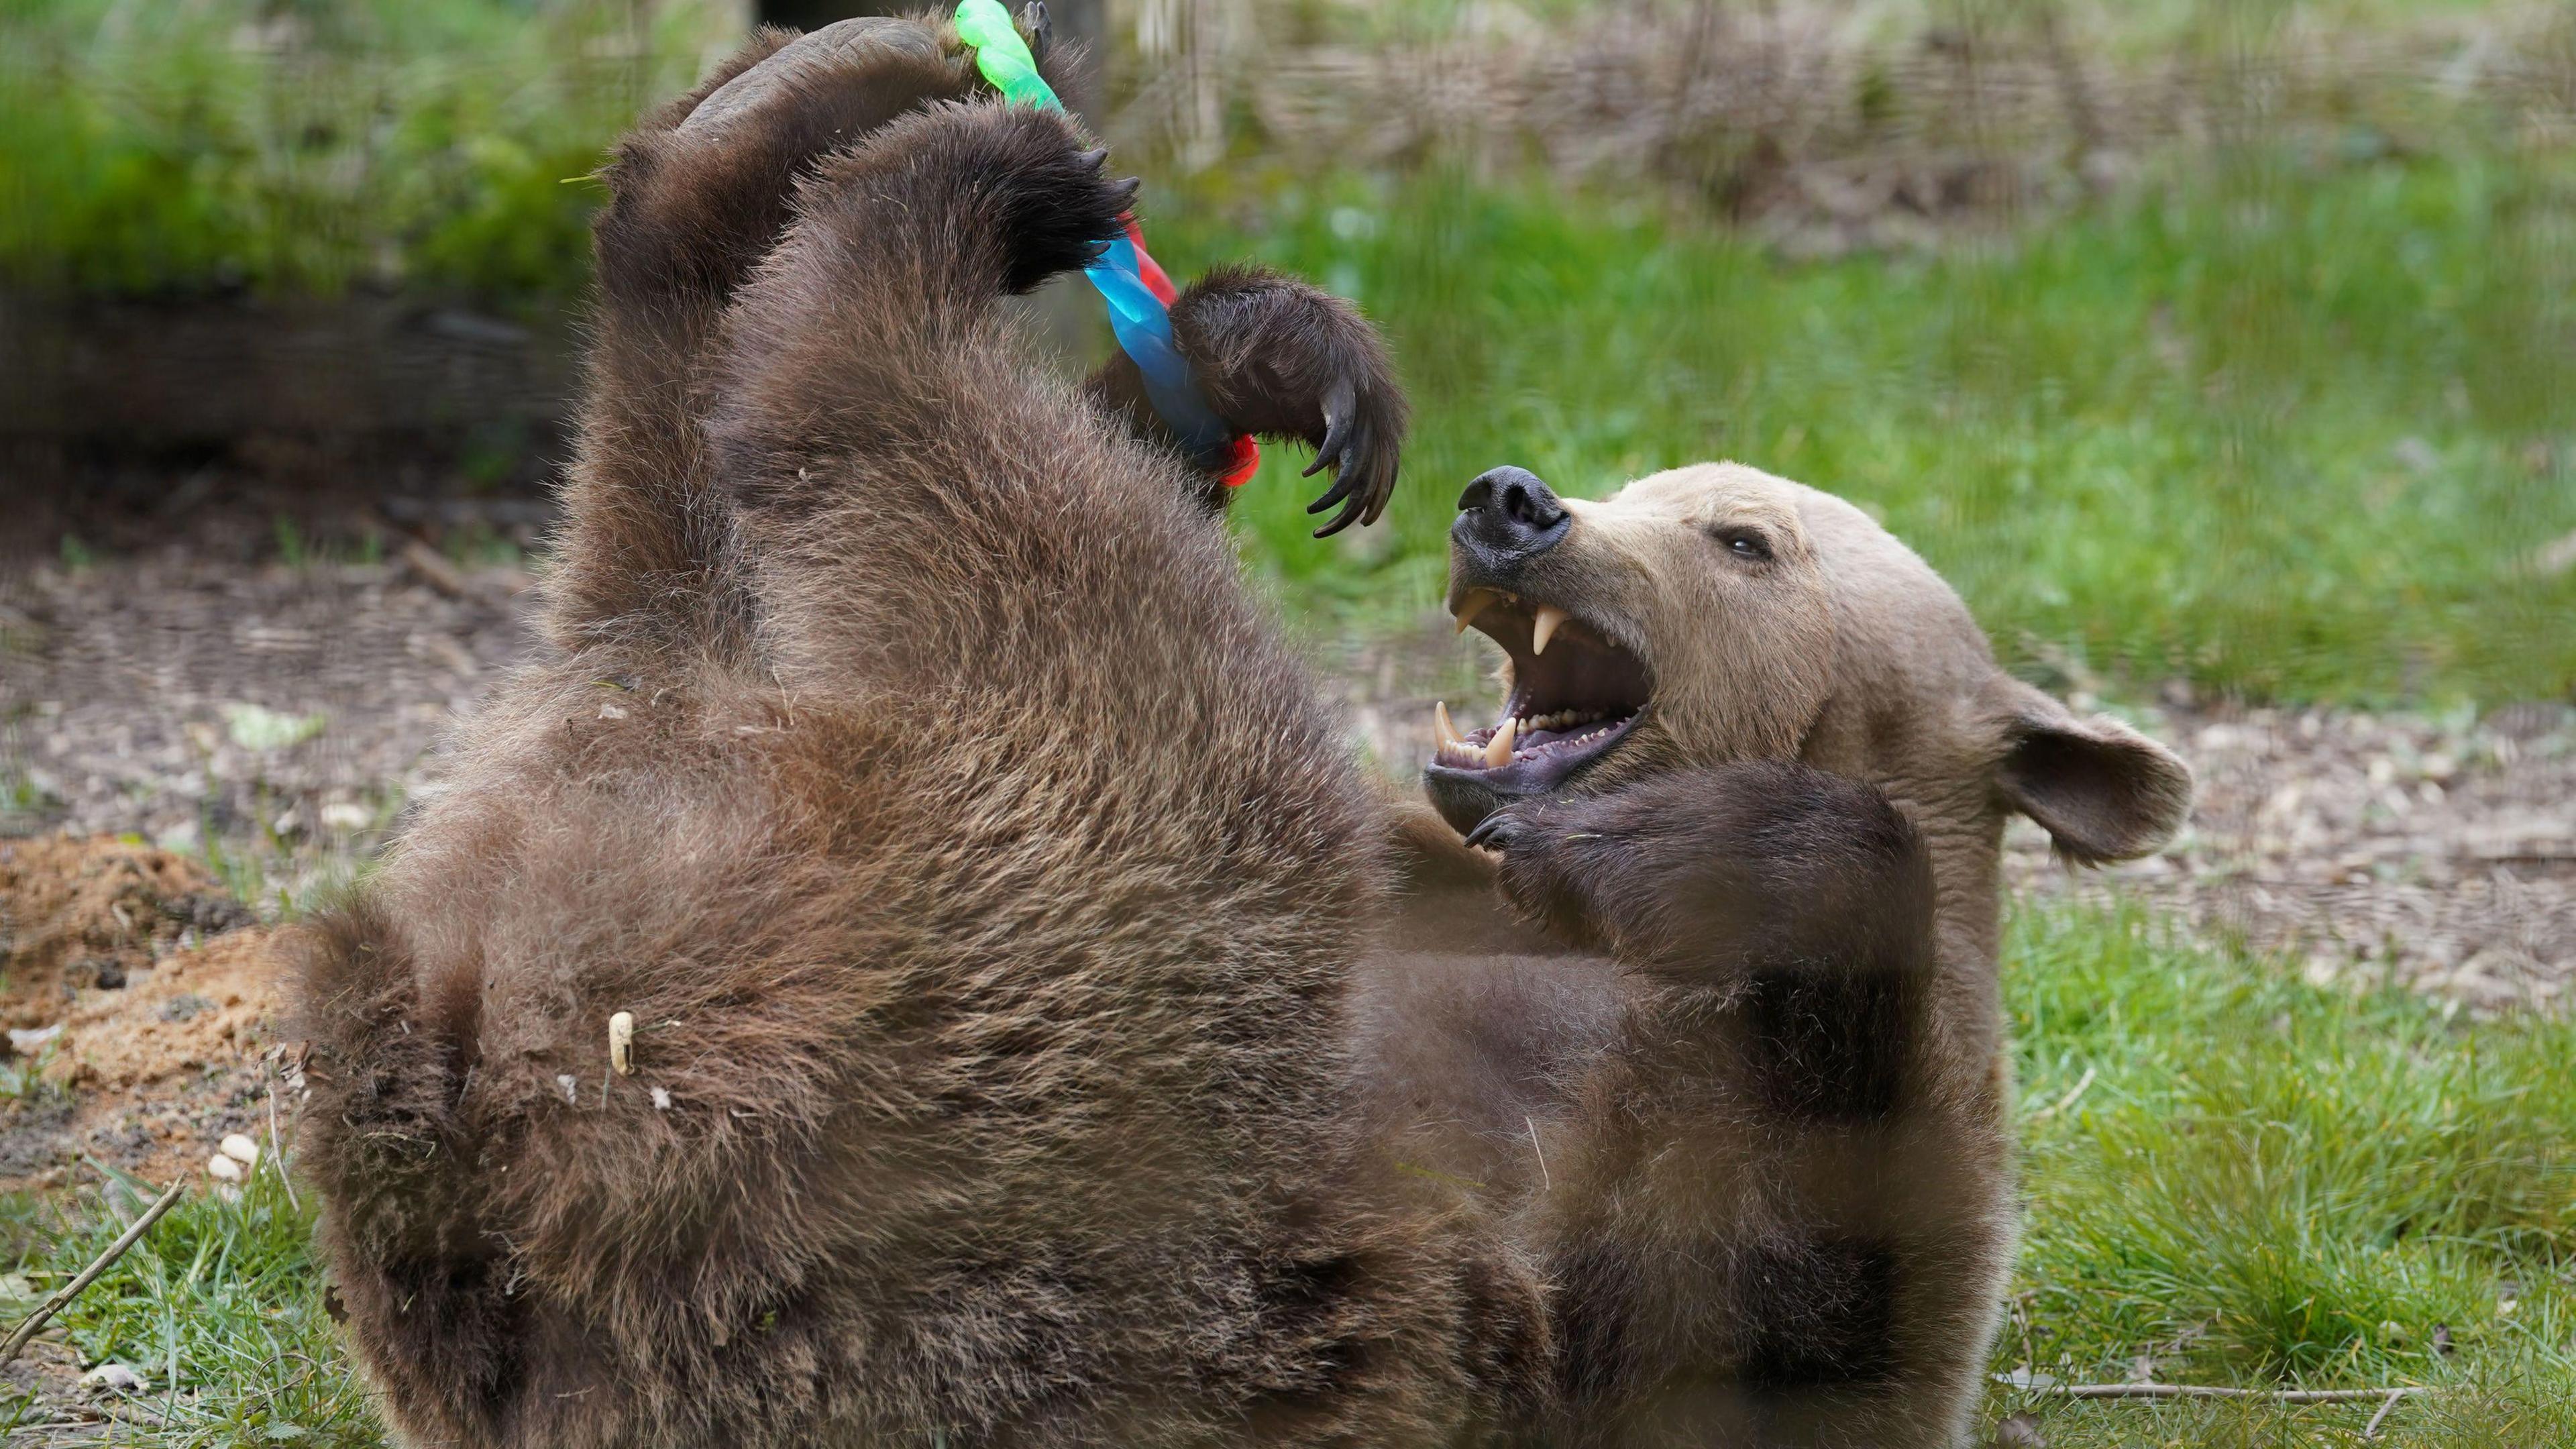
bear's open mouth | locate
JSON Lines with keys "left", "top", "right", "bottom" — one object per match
{"left": 1424, "top": 589, "right": 1652, "bottom": 798}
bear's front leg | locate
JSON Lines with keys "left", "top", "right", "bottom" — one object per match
{"left": 1085, "top": 264, "right": 1405, "bottom": 535}
{"left": 1469, "top": 763, "right": 2000, "bottom": 1448}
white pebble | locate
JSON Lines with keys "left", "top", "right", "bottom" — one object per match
{"left": 82, "top": 1362, "right": 144, "bottom": 1394}
{"left": 219, "top": 1132, "right": 261, "bottom": 1166}
{"left": 206, "top": 1152, "right": 244, "bottom": 1183}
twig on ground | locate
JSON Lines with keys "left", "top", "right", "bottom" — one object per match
{"left": 398, "top": 538, "right": 471, "bottom": 600}
{"left": 2047, "top": 1383, "right": 2430, "bottom": 1403}
{"left": 2029, "top": 1065, "right": 2097, "bottom": 1120}
{"left": 267, "top": 1058, "right": 299, "bottom": 1212}
{"left": 0, "top": 1179, "right": 187, "bottom": 1366}
{"left": 2363, "top": 1387, "right": 2411, "bottom": 1440}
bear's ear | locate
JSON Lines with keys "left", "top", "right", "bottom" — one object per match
{"left": 1982, "top": 678, "right": 2192, "bottom": 866}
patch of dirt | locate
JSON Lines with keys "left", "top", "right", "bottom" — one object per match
{"left": 0, "top": 836, "right": 255, "bottom": 1028}
{"left": 2014, "top": 700, "right": 2576, "bottom": 1015}
{"left": 2, "top": 486, "right": 541, "bottom": 870}
{"left": 2, "top": 837, "right": 287, "bottom": 1194}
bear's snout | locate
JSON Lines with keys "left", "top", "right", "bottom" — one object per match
{"left": 1454, "top": 466, "right": 1570, "bottom": 570}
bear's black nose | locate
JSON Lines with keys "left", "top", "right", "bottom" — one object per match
{"left": 1454, "top": 466, "right": 1569, "bottom": 564}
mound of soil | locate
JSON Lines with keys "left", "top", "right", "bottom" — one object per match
{"left": 1, "top": 837, "right": 284, "bottom": 1193}
{"left": 1, "top": 837, "right": 256, "bottom": 1028}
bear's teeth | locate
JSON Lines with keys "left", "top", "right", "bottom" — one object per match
{"left": 1532, "top": 606, "right": 1568, "bottom": 656}
{"left": 1452, "top": 592, "right": 1491, "bottom": 635}
{"left": 1484, "top": 717, "right": 1518, "bottom": 768}
{"left": 1434, "top": 700, "right": 1462, "bottom": 747}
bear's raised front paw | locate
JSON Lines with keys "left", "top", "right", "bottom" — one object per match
{"left": 1300, "top": 375, "right": 1402, "bottom": 538}
{"left": 1165, "top": 268, "right": 1407, "bottom": 535}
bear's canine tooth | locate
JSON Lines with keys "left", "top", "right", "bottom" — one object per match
{"left": 1484, "top": 716, "right": 1517, "bottom": 768}
{"left": 1452, "top": 592, "right": 1491, "bottom": 635}
{"left": 1434, "top": 700, "right": 1462, "bottom": 747}
{"left": 1531, "top": 605, "right": 1568, "bottom": 655}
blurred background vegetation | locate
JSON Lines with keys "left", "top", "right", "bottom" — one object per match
{"left": 3, "top": 0, "right": 2569, "bottom": 704}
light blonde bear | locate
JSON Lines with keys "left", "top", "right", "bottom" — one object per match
{"left": 1360, "top": 461, "right": 2192, "bottom": 1448}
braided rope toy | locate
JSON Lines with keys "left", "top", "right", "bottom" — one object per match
{"left": 954, "top": 0, "right": 1260, "bottom": 487}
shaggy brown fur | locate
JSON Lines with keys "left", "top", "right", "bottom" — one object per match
{"left": 547, "top": 14, "right": 1401, "bottom": 665}
{"left": 294, "top": 17, "right": 1526, "bottom": 1448}
{"left": 298, "top": 12, "right": 2176, "bottom": 1443}
{"left": 1362, "top": 462, "right": 2192, "bottom": 1447}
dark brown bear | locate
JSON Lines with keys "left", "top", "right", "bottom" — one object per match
{"left": 297, "top": 13, "right": 2105, "bottom": 1448}
{"left": 292, "top": 16, "right": 1531, "bottom": 1448}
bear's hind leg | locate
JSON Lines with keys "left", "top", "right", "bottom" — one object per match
{"left": 593, "top": 19, "right": 980, "bottom": 315}
{"left": 551, "top": 17, "right": 984, "bottom": 657}
{"left": 708, "top": 98, "right": 1137, "bottom": 525}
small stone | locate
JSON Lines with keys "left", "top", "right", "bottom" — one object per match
{"left": 220, "top": 1133, "right": 262, "bottom": 1167}
{"left": 160, "top": 993, "right": 214, "bottom": 1022}
{"left": 6, "top": 1023, "right": 63, "bottom": 1056}
{"left": 83, "top": 1362, "right": 146, "bottom": 1394}
{"left": 320, "top": 801, "right": 371, "bottom": 832}
{"left": 1992, "top": 1413, "right": 2045, "bottom": 1447}
{"left": 207, "top": 1152, "right": 244, "bottom": 1183}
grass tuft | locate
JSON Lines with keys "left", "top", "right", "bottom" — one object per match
{"left": 1997, "top": 900, "right": 2576, "bottom": 1444}
{"left": 1, "top": 1166, "right": 378, "bottom": 1445}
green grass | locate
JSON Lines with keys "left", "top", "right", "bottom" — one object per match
{"left": 1991, "top": 901, "right": 2576, "bottom": 1444}
{"left": 1173, "top": 147, "right": 2576, "bottom": 706}
{"left": 8, "top": 899, "right": 2575, "bottom": 1443}
{"left": 1, "top": 1167, "right": 376, "bottom": 1445}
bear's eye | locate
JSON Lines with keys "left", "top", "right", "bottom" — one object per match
{"left": 1707, "top": 526, "right": 1772, "bottom": 562}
